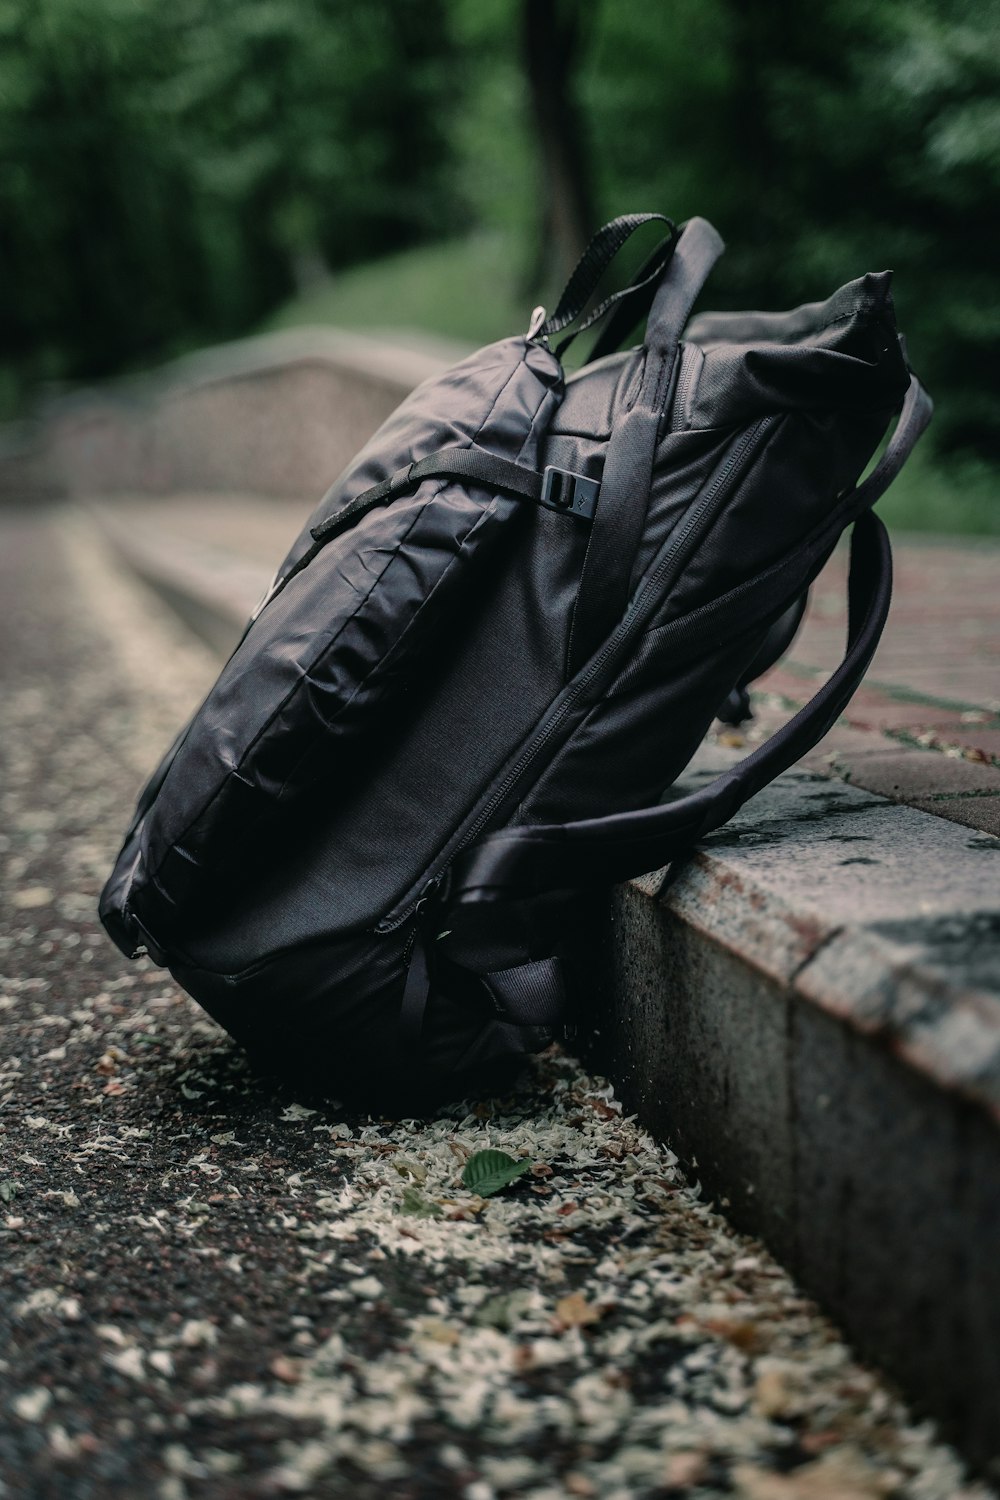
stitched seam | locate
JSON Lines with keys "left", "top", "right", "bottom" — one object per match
{"left": 142, "top": 496, "right": 435, "bottom": 894}
{"left": 245, "top": 494, "right": 519, "bottom": 814}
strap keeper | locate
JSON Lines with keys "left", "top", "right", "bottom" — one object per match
{"left": 540, "top": 466, "right": 601, "bottom": 521}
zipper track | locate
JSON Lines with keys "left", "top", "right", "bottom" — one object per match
{"left": 377, "top": 414, "right": 778, "bottom": 933}
{"left": 667, "top": 344, "right": 700, "bottom": 434}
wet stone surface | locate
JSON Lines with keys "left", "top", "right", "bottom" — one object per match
{"left": 1, "top": 506, "right": 996, "bottom": 1500}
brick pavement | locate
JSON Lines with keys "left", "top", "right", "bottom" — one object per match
{"left": 754, "top": 535, "right": 1000, "bottom": 836}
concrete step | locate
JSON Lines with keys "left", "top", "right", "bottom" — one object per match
{"left": 588, "top": 745, "right": 1000, "bottom": 1470}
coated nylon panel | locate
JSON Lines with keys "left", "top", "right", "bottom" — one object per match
{"left": 117, "top": 337, "right": 564, "bottom": 948}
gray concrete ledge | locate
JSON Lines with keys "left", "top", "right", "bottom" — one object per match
{"left": 2, "top": 326, "right": 462, "bottom": 503}
{"left": 584, "top": 747, "right": 1000, "bottom": 1473}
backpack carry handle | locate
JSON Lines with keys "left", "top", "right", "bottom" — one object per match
{"left": 533, "top": 213, "right": 678, "bottom": 357}
{"left": 448, "top": 374, "right": 931, "bottom": 907}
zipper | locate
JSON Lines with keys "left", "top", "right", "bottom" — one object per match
{"left": 667, "top": 343, "right": 702, "bottom": 434}
{"left": 377, "top": 414, "right": 778, "bottom": 933}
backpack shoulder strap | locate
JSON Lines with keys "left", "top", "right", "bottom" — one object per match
{"left": 447, "top": 375, "right": 931, "bottom": 909}
{"left": 566, "top": 217, "right": 725, "bottom": 676}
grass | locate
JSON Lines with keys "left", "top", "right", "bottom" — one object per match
{"left": 261, "top": 232, "right": 534, "bottom": 349}
{"left": 263, "top": 237, "right": 999, "bottom": 537}
{"left": 872, "top": 443, "right": 999, "bottom": 538}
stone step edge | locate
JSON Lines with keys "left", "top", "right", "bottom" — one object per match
{"left": 636, "top": 829, "right": 1000, "bottom": 1129}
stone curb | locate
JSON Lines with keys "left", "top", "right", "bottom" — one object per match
{"left": 586, "top": 745, "right": 1000, "bottom": 1470}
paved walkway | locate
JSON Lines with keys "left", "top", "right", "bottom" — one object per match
{"left": 2, "top": 501, "right": 994, "bottom": 1498}
{"left": 757, "top": 537, "right": 1000, "bottom": 834}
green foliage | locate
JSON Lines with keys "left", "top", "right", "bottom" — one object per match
{"left": 0, "top": 0, "right": 459, "bottom": 401}
{"left": 2, "top": 0, "right": 998, "bottom": 499}
{"left": 580, "top": 0, "right": 1000, "bottom": 459}
{"left": 399, "top": 1184, "right": 443, "bottom": 1218}
{"left": 461, "top": 1149, "right": 533, "bottom": 1197}
{"left": 262, "top": 233, "right": 528, "bottom": 346}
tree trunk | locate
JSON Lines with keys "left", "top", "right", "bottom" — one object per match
{"left": 521, "top": 0, "right": 595, "bottom": 293}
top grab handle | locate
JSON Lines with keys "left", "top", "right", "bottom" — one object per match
{"left": 530, "top": 213, "right": 678, "bottom": 359}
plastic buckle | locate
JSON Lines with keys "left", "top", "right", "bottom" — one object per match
{"left": 540, "top": 466, "right": 600, "bottom": 521}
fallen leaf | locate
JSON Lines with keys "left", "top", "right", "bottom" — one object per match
{"left": 704, "top": 1315, "right": 760, "bottom": 1352}
{"left": 461, "top": 1149, "right": 532, "bottom": 1198}
{"left": 413, "top": 1318, "right": 460, "bottom": 1346}
{"left": 13, "top": 886, "right": 52, "bottom": 909}
{"left": 554, "top": 1292, "right": 602, "bottom": 1330}
{"left": 270, "top": 1356, "right": 302, "bottom": 1384}
{"left": 731, "top": 1448, "right": 897, "bottom": 1499}
{"left": 663, "top": 1452, "right": 708, "bottom": 1488}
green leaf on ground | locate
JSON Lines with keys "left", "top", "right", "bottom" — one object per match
{"left": 0, "top": 1181, "right": 19, "bottom": 1203}
{"left": 461, "top": 1149, "right": 532, "bottom": 1198}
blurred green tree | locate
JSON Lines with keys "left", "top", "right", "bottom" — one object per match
{"left": 0, "top": 0, "right": 997, "bottom": 461}
{"left": 580, "top": 0, "right": 1000, "bottom": 455}
{"left": 0, "top": 0, "right": 457, "bottom": 401}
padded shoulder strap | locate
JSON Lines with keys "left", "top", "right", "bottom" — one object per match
{"left": 450, "top": 512, "right": 890, "bottom": 904}
{"left": 566, "top": 218, "right": 725, "bottom": 675}
{"left": 448, "top": 375, "right": 931, "bottom": 908}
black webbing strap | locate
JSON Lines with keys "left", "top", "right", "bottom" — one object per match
{"left": 443, "top": 371, "right": 930, "bottom": 908}
{"left": 447, "top": 509, "right": 894, "bottom": 905}
{"left": 256, "top": 441, "right": 595, "bottom": 623}
{"left": 482, "top": 957, "right": 567, "bottom": 1026}
{"left": 535, "top": 213, "right": 678, "bottom": 357}
{"left": 566, "top": 217, "right": 725, "bottom": 676}
{"left": 586, "top": 234, "right": 685, "bottom": 365}
{"left": 398, "top": 940, "right": 567, "bottom": 1047}
{"left": 311, "top": 446, "right": 547, "bottom": 545}
{"left": 399, "top": 930, "right": 431, "bottom": 1047}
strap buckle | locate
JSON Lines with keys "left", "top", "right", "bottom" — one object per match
{"left": 540, "top": 466, "right": 600, "bottom": 520}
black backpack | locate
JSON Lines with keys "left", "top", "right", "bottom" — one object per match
{"left": 100, "top": 214, "right": 931, "bottom": 1102}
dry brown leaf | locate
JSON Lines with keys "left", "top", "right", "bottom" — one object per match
{"left": 663, "top": 1452, "right": 708, "bottom": 1488}
{"left": 554, "top": 1292, "right": 602, "bottom": 1330}
{"left": 414, "top": 1318, "right": 460, "bottom": 1346}
{"left": 732, "top": 1448, "right": 898, "bottom": 1500}
{"left": 270, "top": 1356, "right": 302, "bottom": 1385}
{"left": 704, "top": 1315, "right": 760, "bottom": 1352}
